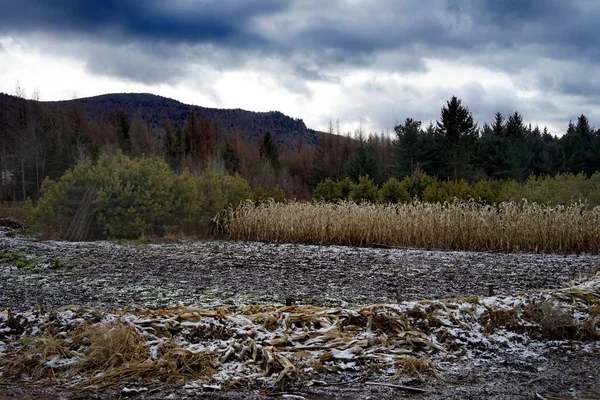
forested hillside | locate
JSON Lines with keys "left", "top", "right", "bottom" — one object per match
{"left": 45, "top": 93, "right": 320, "bottom": 147}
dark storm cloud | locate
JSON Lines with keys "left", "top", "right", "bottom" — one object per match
{"left": 2, "top": 0, "right": 598, "bottom": 75}
{"left": 0, "top": 0, "right": 287, "bottom": 47}
{"left": 294, "top": 0, "right": 598, "bottom": 65}
{"left": 1, "top": 0, "right": 599, "bottom": 131}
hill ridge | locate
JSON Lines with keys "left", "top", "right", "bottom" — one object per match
{"left": 43, "top": 92, "right": 322, "bottom": 146}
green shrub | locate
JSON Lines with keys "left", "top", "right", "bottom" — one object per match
{"left": 423, "top": 180, "right": 472, "bottom": 203}
{"left": 15, "top": 260, "right": 33, "bottom": 269}
{"left": 34, "top": 153, "right": 252, "bottom": 239}
{"left": 400, "top": 169, "right": 438, "bottom": 200}
{"left": 313, "top": 178, "right": 342, "bottom": 202}
{"left": 251, "top": 186, "right": 286, "bottom": 204}
{"left": 470, "top": 180, "right": 504, "bottom": 205}
{"left": 350, "top": 175, "right": 380, "bottom": 203}
{"left": 380, "top": 177, "right": 410, "bottom": 204}
{"left": 50, "top": 259, "right": 66, "bottom": 269}
{"left": 337, "top": 178, "right": 355, "bottom": 200}
{"left": 497, "top": 173, "right": 600, "bottom": 207}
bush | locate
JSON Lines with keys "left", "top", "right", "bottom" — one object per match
{"left": 380, "top": 177, "right": 410, "bottom": 204}
{"left": 313, "top": 178, "right": 342, "bottom": 202}
{"left": 470, "top": 180, "right": 504, "bottom": 205}
{"left": 311, "top": 171, "right": 600, "bottom": 207}
{"left": 399, "top": 169, "right": 438, "bottom": 200}
{"left": 498, "top": 173, "right": 600, "bottom": 207}
{"left": 350, "top": 175, "right": 380, "bottom": 203}
{"left": 313, "top": 177, "right": 355, "bottom": 202}
{"left": 34, "top": 153, "right": 252, "bottom": 239}
{"left": 251, "top": 186, "right": 286, "bottom": 204}
{"left": 423, "top": 180, "right": 472, "bottom": 203}
{"left": 337, "top": 178, "right": 355, "bottom": 200}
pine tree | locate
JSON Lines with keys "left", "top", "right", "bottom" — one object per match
{"left": 114, "top": 108, "right": 131, "bottom": 154}
{"left": 491, "top": 112, "right": 505, "bottom": 137}
{"left": 163, "top": 118, "right": 178, "bottom": 169}
{"left": 393, "top": 118, "right": 422, "bottom": 177}
{"left": 563, "top": 115, "right": 597, "bottom": 175}
{"left": 436, "top": 96, "right": 478, "bottom": 180}
{"left": 505, "top": 112, "right": 526, "bottom": 140}
{"left": 259, "top": 131, "right": 280, "bottom": 170}
{"left": 345, "top": 134, "right": 380, "bottom": 183}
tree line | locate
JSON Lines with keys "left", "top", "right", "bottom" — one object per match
{"left": 314, "top": 96, "right": 600, "bottom": 186}
{"left": 1, "top": 90, "right": 599, "bottom": 205}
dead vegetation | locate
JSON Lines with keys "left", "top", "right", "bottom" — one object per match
{"left": 223, "top": 200, "right": 600, "bottom": 253}
{"left": 1, "top": 273, "right": 598, "bottom": 391}
{"left": 394, "top": 356, "right": 434, "bottom": 379}
{"left": 0, "top": 321, "right": 218, "bottom": 389}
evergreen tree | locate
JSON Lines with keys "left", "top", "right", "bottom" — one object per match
{"left": 259, "top": 131, "right": 280, "bottom": 170}
{"left": 163, "top": 118, "right": 178, "bottom": 169}
{"left": 491, "top": 112, "right": 505, "bottom": 137}
{"left": 563, "top": 115, "right": 597, "bottom": 175}
{"left": 393, "top": 118, "right": 422, "bottom": 177}
{"left": 223, "top": 138, "right": 241, "bottom": 174}
{"left": 436, "top": 96, "right": 478, "bottom": 180}
{"left": 345, "top": 137, "right": 380, "bottom": 183}
{"left": 114, "top": 108, "right": 131, "bottom": 154}
{"left": 473, "top": 134, "right": 520, "bottom": 180}
{"left": 505, "top": 112, "right": 526, "bottom": 140}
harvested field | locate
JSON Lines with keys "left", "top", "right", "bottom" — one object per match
{"left": 1, "top": 227, "right": 600, "bottom": 399}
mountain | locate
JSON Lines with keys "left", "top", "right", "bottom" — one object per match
{"left": 44, "top": 93, "right": 322, "bottom": 147}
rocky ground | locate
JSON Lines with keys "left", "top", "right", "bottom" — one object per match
{"left": 1, "top": 226, "right": 600, "bottom": 399}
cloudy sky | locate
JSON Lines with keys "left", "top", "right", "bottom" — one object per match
{"left": 0, "top": 0, "right": 598, "bottom": 135}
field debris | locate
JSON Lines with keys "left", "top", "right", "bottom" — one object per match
{"left": 1, "top": 273, "right": 599, "bottom": 392}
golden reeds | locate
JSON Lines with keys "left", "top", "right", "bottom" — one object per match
{"left": 222, "top": 200, "right": 600, "bottom": 253}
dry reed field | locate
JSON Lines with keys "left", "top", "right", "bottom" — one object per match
{"left": 223, "top": 200, "right": 600, "bottom": 253}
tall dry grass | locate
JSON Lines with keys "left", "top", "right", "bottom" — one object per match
{"left": 222, "top": 200, "right": 600, "bottom": 253}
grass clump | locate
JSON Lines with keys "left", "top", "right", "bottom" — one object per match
{"left": 0, "top": 252, "right": 34, "bottom": 269}
{"left": 0, "top": 323, "right": 217, "bottom": 389}
{"left": 50, "top": 259, "right": 66, "bottom": 269}
{"left": 523, "top": 301, "right": 599, "bottom": 341}
{"left": 394, "top": 356, "right": 434, "bottom": 379}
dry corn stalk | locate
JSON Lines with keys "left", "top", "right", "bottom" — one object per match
{"left": 1, "top": 273, "right": 599, "bottom": 388}
{"left": 223, "top": 200, "right": 600, "bottom": 253}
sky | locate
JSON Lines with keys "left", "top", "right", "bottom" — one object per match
{"left": 0, "top": 0, "right": 598, "bottom": 135}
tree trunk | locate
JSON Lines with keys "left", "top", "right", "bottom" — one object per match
{"left": 35, "top": 147, "right": 40, "bottom": 198}
{"left": 0, "top": 136, "right": 4, "bottom": 203}
{"left": 20, "top": 136, "right": 26, "bottom": 201}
